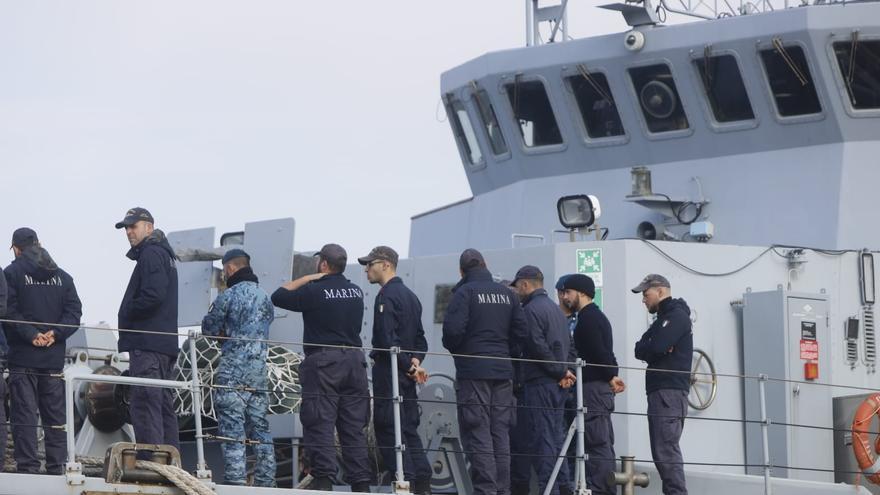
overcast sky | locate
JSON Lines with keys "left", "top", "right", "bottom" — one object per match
{"left": 0, "top": 1, "right": 671, "bottom": 324}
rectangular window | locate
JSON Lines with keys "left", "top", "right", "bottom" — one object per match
{"left": 445, "top": 93, "right": 483, "bottom": 166}
{"left": 566, "top": 69, "right": 625, "bottom": 138}
{"left": 833, "top": 39, "right": 880, "bottom": 110}
{"left": 473, "top": 89, "right": 509, "bottom": 155}
{"left": 504, "top": 79, "right": 563, "bottom": 147}
{"left": 760, "top": 43, "right": 821, "bottom": 116}
{"left": 628, "top": 64, "right": 690, "bottom": 133}
{"left": 694, "top": 54, "right": 755, "bottom": 123}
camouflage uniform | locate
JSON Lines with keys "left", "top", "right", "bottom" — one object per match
{"left": 202, "top": 268, "right": 276, "bottom": 486}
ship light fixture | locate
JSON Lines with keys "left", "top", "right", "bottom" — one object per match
{"left": 557, "top": 195, "right": 603, "bottom": 243}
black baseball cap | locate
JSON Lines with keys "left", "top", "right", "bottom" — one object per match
{"left": 562, "top": 274, "right": 596, "bottom": 298}
{"left": 115, "top": 207, "right": 154, "bottom": 229}
{"left": 631, "top": 274, "right": 671, "bottom": 293}
{"left": 358, "top": 246, "right": 399, "bottom": 266}
{"left": 459, "top": 248, "right": 486, "bottom": 271}
{"left": 511, "top": 265, "right": 543, "bottom": 286}
{"left": 315, "top": 243, "right": 347, "bottom": 265}
{"left": 222, "top": 248, "right": 250, "bottom": 265}
{"left": 10, "top": 227, "right": 38, "bottom": 249}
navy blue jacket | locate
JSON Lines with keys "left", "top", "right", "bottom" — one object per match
{"left": 3, "top": 247, "right": 81, "bottom": 369}
{"left": 371, "top": 277, "right": 427, "bottom": 370}
{"left": 271, "top": 272, "right": 364, "bottom": 353}
{"left": 518, "top": 288, "right": 568, "bottom": 384}
{"left": 573, "top": 303, "right": 619, "bottom": 383}
{"left": 635, "top": 297, "right": 693, "bottom": 394}
{"left": 442, "top": 267, "right": 557, "bottom": 380}
{"left": 0, "top": 263, "right": 6, "bottom": 354}
{"left": 118, "top": 230, "right": 179, "bottom": 357}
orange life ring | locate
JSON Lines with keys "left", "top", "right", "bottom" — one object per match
{"left": 852, "top": 393, "right": 880, "bottom": 484}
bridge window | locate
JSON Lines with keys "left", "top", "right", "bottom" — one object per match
{"left": 473, "top": 88, "right": 509, "bottom": 155}
{"left": 445, "top": 93, "right": 483, "bottom": 166}
{"left": 760, "top": 43, "right": 821, "bottom": 116}
{"left": 566, "top": 69, "right": 625, "bottom": 138}
{"left": 504, "top": 79, "right": 564, "bottom": 147}
{"left": 628, "top": 64, "right": 690, "bottom": 133}
{"left": 694, "top": 54, "right": 755, "bottom": 123}
{"left": 833, "top": 39, "right": 880, "bottom": 110}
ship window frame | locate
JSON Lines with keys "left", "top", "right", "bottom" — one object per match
{"left": 471, "top": 86, "right": 513, "bottom": 161}
{"left": 561, "top": 65, "right": 629, "bottom": 148}
{"left": 689, "top": 49, "right": 759, "bottom": 132}
{"left": 756, "top": 40, "right": 825, "bottom": 124}
{"left": 443, "top": 91, "right": 487, "bottom": 170}
{"left": 827, "top": 34, "right": 880, "bottom": 118}
{"left": 624, "top": 59, "right": 694, "bottom": 140}
{"left": 500, "top": 74, "right": 568, "bottom": 154}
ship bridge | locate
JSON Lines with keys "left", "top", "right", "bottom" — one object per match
{"left": 412, "top": 1, "right": 880, "bottom": 256}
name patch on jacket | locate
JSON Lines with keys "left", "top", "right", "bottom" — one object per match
{"left": 476, "top": 292, "right": 511, "bottom": 305}
{"left": 323, "top": 288, "right": 363, "bottom": 299}
{"left": 24, "top": 275, "right": 63, "bottom": 286}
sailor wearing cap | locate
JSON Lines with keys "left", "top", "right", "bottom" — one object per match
{"left": 201, "top": 249, "right": 276, "bottom": 486}
{"left": 359, "top": 246, "right": 432, "bottom": 495}
{"left": 441, "top": 249, "right": 559, "bottom": 495}
{"left": 560, "top": 274, "right": 625, "bottom": 495}
{"left": 271, "top": 243, "right": 372, "bottom": 492}
{"left": 508, "top": 266, "right": 575, "bottom": 495}
{"left": 632, "top": 274, "right": 692, "bottom": 495}
{"left": 115, "top": 207, "right": 180, "bottom": 456}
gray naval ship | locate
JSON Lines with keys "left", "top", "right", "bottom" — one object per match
{"left": 7, "top": 0, "right": 880, "bottom": 494}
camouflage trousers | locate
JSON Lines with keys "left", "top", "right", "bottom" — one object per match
{"left": 214, "top": 387, "right": 276, "bottom": 486}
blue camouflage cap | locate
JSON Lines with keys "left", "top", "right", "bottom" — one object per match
{"left": 222, "top": 248, "right": 250, "bottom": 265}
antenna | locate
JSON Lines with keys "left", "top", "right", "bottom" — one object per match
{"left": 525, "top": 0, "right": 570, "bottom": 46}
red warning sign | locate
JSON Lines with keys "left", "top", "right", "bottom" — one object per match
{"left": 800, "top": 339, "right": 819, "bottom": 361}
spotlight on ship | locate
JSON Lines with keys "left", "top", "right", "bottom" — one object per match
{"left": 557, "top": 194, "right": 602, "bottom": 241}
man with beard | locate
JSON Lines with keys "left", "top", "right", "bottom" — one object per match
{"left": 116, "top": 207, "right": 180, "bottom": 456}
{"left": 560, "top": 274, "right": 625, "bottom": 495}
{"left": 632, "top": 274, "right": 692, "bottom": 495}
{"left": 4, "top": 228, "right": 82, "bottom": 474}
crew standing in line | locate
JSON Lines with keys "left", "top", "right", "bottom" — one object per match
{"left": 508, "top": 266, "right": 575, "bottom": 495}
{"left": 441, "top": 249, "right": 559, "bottom": 495}
{"left": 115, "top": 208, "right": 180, "bottom": 456}
{"left": 4, "top": 228, "right": 82, "bottom": 474}
{"left": 201, "top": 249, "right": 276, "bottom": 486}
{"left": 359, "top": 246, "right": 432, "bottom": 495}
{"left": 561, "top": 274, "right": 625, "bottom": 495}
{"left": 271, "top": 244, "right": 372, "bottom": 492}
{"left": 632, "top": 274, "right": 692, "bottom": 495}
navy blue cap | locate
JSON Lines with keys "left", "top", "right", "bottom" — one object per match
{"left": 115, "top": 207, "right": 154, "bottom": 229}
{"left": 562, "top": 274, "right": 596, "bottom": 298}
{"left": 511, "top": 265, "right": 543, "bottom": 286}
{"left": 459, "top": 248, "right": 486, "bottom": 271}
{"left": 11, "top": 227, "right": 38, "bottom": 249}
{"left": 222, "top": 248, "right": 250, "bottom": 265}
{"left": 555, "top": 274, "right": 574, "bottom": 291}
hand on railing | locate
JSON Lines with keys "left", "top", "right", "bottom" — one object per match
{"left": 609, "top": 376, "right": 626, "bottom": 394}
{"left": 559, "top": 370, "right": 576, "bottom": 389}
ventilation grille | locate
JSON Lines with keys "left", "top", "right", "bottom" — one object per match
{"left": 864, "top": 307, "right": 876, "bottom": 366}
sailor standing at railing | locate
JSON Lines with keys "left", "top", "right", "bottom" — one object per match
{"left": 3, "top": 227, "right": 82, "bottom": 475}
{"left": 271, "top": 243, "right": 373, "bottom": 492}
{"left": 201, "top": 248, "right": 277, "bottom": 486}
{"left": 560, "top": 274, "right": 625, "bottom": 495}
{"left": 115, "top": 207, "right": 180, "bottom": 457}
{"left": 508, "top": 265, "right": 575, "bottom": 495}
{"left": 0, "top": 257, "right": 6, "bottom": 468}
{"left": 359, "top": 246, "right": 432, "bottom": 495}
{"left": 441, "top": 249, "right": 560, "bottom": 495}
{"left": 632, "top": 274, "right": 692, "bottom": 495}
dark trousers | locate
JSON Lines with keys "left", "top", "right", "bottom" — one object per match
{"left": 372, "top": 359, "right": 432, "bottom": 483}
{"left": 582, "top": 380, "right": 616, "bottom": 495}
{"left": 299, "top": 348, "right": 372, "bottom": 484}
{"left": 0, "top": 374, "right": 6, "bottom": 470}
{"left": 456, "top": 378, "right": 515, "bottom": 495}
{"left": 510, "top": 381, "right": 569, "bottom": 495}
{"left": 9, "top": 367, "right": 66, "bottom": 473}
{"left": 129, "top": 350, "right": 179, "bottom": 455}
{"left": 647, "top": 389, "right": 688, "bottom": 495}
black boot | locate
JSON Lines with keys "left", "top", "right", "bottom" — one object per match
{"left": 351, "top": 481, "right": 371, "bottom": 492}
{"left": 413, "top": 478, "right": 432, "bottom": 495}
{"left": 307, "top": 476, "right": 333, "bottom": 491}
